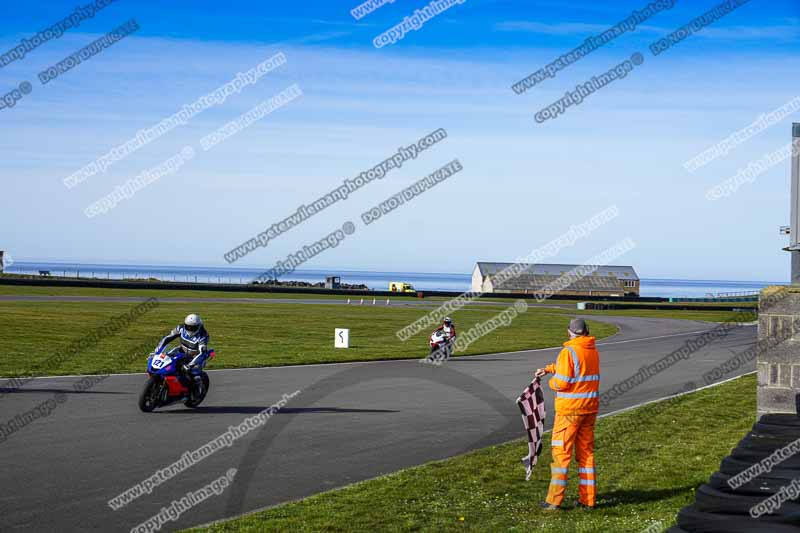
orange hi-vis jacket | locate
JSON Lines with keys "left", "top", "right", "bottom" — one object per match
{"left": 544, "top": 335, "right": 600, "bottom": 415}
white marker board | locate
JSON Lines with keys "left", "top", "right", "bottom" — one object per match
{"left": 334, "top": 328, "right": 349, "bottom": 348}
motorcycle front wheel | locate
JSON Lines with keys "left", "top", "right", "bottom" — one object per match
{"left": 138, "top": 376, "right": 162, "bottom": 412}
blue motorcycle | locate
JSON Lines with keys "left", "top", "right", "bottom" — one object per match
{"left": 138, "top": 349, "right": 215, "bottom": 412}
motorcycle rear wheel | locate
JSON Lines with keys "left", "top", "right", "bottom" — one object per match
{"left": 185, "top": 373, "right": 210, "bottom": 408}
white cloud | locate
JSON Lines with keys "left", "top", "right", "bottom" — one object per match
{"left": 495, "top": 20, "right": 798, "bottom": 42}
{"left": 495, "top": 21, "right": 632, "bottom": 35}
{"left": 698, "top": 24, "right": 799, "bottom": 41}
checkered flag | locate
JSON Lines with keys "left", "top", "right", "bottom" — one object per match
{"left": 517, "top": 376, "right": 546, "bottom": 480}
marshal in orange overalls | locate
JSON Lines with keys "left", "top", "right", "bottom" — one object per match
{"left": 543, "top": 334, "right": 600, "bottom": 508}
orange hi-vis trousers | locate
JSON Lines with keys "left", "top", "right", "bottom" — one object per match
{"left": 545, "top": 413, "right": 597, "bottom": 507}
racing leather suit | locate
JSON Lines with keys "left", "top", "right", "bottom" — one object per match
{"left": 155, "top": 325, "right": 210, "bottom": 391}
{"left": 431, "top": 323, "right": 456, "bottom": 359}
{"left": 434, "top": 324, "right": 456, "bottom": 341}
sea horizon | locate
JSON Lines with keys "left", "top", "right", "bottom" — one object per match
{"left": 2, "top": 260, "right": 787, "bottom": 299}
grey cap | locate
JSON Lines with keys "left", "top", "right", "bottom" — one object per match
{"left": 569, "top": 318, "right": 588, "bottom": 335}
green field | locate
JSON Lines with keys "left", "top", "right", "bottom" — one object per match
{"left": 0, "top": 284, "right": 752, "bottom": 377}
{"left": 187, "top": 374, "right": 755, "bottom": 533}
{"left": 0, "top": 299, "right": 618, "bottom": 377}
{"left": 479, "top": 296, "right": 757, "bottom": 308}
{"left": 0, "top": 283, "right": 757, "bottom": 309}
{"left": 556, "top": 307, "right": 755, "bottom": 324}
{"left": 0, "top": 284, "right": 360, "bottom": 300}
{"left": 0, "top": 283, "right": 554, "bottom": 306}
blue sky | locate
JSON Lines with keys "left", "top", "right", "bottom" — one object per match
{"left": 1, "top": 0, "right": 799, "bottom": 280}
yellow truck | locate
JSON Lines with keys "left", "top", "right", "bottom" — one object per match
{"left": 389, "top": 281, "right": 416, "bottom": 293}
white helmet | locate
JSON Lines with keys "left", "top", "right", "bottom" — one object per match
{"left": 184, "top": 313, "right": 203, "bottom": 334}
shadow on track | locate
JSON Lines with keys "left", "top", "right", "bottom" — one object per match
{"left": 157, "top": 406, "right": 399, "bottom": 415}
{"left": 448, "top": 358, "right": 517, "bottom": 363}
{"left": 0, "top": 388, "right": 129, "bottom": 396}
{"left": 225, "top": 359, "right": 522, "bottom": 516}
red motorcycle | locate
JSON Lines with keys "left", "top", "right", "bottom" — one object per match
{"left": 428, "top": 330, "right": 453, "bottom": 362}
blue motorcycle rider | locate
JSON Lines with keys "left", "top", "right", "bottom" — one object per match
{"left": 154, "top": 313, "right": 210, "bottom": 398}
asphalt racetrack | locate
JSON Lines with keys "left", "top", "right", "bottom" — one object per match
{"left": 0, "top": 314, "right": 756, "bottom": 532}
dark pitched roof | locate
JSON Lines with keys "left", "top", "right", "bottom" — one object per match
{"left": 475, "top": 262, "right": 638, "bottom": 292}
{"left": 475, "top": 262, "right": 638, "bottom": 279}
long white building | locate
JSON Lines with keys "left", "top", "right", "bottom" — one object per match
{"left": 471, "top": 262, "right": 640, "bottom": 297}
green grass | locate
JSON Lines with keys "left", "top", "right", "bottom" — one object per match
{"left": 0, "top": 284, "right": 751, "bottom": 377}
{"left": 588, "top": 300, "right": 756, "bottom": 308}
{"left": 482, "top": 297, "right": 757, "bottom": 308}
{"left": 186, "top": 374, "right": 756, "bottom": 533}
{"left": 0, "top": 283, "right": 556, "bottom": 307}
{"left": 0, "top": 284, "right": 756, "bottom": 308}
{"left": 0, "top": 284, "right": 365, "bottom": 300}
{"left": 0, "top": 301, "right": 618, "bottom": 377}
{"left": 565, "top": 308, "right": 755, "bottom": 324}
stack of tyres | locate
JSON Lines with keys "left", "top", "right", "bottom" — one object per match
{"left": 666, "top": 414, "right": 800, "bottom": 532}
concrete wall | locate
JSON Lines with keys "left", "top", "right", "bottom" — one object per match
{"left": 757, "top": 286, "right": 800, "bottom": 416}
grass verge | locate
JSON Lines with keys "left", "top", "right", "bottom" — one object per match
{"left": 566, "top": 308, "right": 753, "bottom": 324}
{"left": 0, "top": 284, "right": 368, "bottom": 300}
{"left": 186, "top": 373, "right": 756, "bottom": 533}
